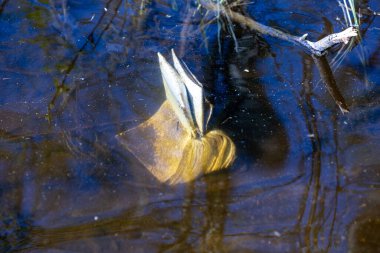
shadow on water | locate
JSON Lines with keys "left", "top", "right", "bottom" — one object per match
{"left": 213, "top": 32, "right": 289, "bottom": 167}
{"left": 1, "top": 0, "right": 380, "bottom": 252}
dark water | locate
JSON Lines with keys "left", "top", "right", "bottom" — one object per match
{"left": 1, "top": 0, "right": 380, "bottom": 252}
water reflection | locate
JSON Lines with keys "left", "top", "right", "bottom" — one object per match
{"left": 1, "top": 0, "right": 380, "bottom": 252}
{"left": 218, "top": 32, "right": 289, "bottom": 166}
{"left": 349, "top": 206, "right": 380, "bottom": 253}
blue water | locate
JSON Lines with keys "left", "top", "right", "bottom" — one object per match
{"left": 0, "top": 0, "right": 379, "bottom": 252}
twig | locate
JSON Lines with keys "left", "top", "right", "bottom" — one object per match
{"left": 312, "top": 55, "right": 349, "bottom": 113}
{"left": 200, "top": 1, "right": 358, "bottom": 56}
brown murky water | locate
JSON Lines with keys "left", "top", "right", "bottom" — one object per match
{"left": 1, "top": 0, "right": 379, "bottom": 252}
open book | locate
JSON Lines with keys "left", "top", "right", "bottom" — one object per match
{"left": 117, "top": 50, "right": 235, "bottom": 184}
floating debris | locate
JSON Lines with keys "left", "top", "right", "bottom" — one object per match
{"left": 117, "top": 50, "right": 235, "bottom": 184}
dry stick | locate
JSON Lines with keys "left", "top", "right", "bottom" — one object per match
{"left": 201, "top": 1, "right": 358, "bottom": 56}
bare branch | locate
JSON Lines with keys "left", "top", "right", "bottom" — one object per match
{"left": 201, "top": 1, "right": 358, "bottom": 56}
{"left": 307, "top": 27, "right": 358, "bottom": 53}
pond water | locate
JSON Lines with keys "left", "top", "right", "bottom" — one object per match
{"left": 1, "top": 0, "right": 380, "bottom": 252}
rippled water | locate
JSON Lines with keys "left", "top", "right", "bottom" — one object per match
{"left": 1, "top": 0, "right": 379, "bottom": 252}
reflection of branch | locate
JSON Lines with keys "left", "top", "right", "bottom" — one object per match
{"left": 201, "top": 174, "right": 230, "bottom": 252}
{"left": 21, "top": 209, "right": 166, "bottom": 251}
{"left": 48, "top": 0, "right": 123, "bottom": 119}
{"left": 60, "top": 0, "right": 117, "bottom": 85}
{"left": 200, "top": 1, "right": 358, "bottom": 56}
{"left": 0, "top": 0, "right": 10, "bottom": 16}
{"left": 179, "top": 5, "right": 194, "bottom": 57}
{"left": 326, "top": 116, "right": 341, "bottom": 251}
{"left": 158, "top": 182, "right": 196, "bottom": 252}
{"left": 295, "top": 55, "right": 324, "bottom": 251}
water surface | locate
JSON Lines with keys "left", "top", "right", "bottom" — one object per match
{"left": 1, "top": 0, "right": 380, "bottom": 252}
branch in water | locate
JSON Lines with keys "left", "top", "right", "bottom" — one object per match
{"left": 312, "top": 55, "right": 350, "bottom": 113}
{"left": 201, "top": 1, "right": 358, "bottom": 56}
{"left": 307, "top": 27, "right": 358, "bottom": 53}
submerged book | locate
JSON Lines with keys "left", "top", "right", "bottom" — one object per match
{"left": 117, "top": 50, "right": 235, "bottom": 184}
